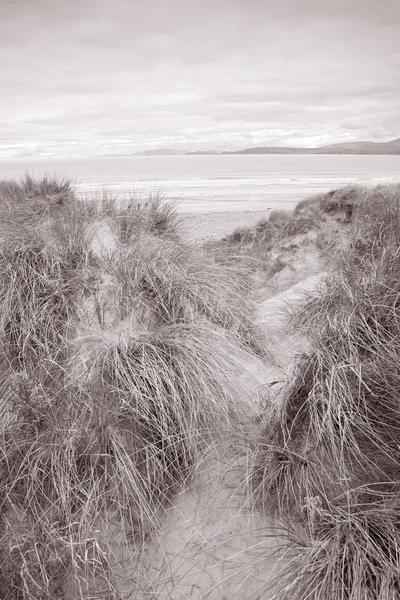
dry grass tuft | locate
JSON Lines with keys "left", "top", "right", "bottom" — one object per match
{"left": 81, "top": 191, "right": 183, "bottom": 243}
{"left": 110, "top": 193, "right": 182, "bottom": 243}
{"left": 0, "top": 236, "right": 94, "bottom": 382}
{"left": 0, "top": 174, "right": 74, "bottom": 239}
{"left": 269, "top": 503, "right": 400, "bottom": 600}
{"left": 105, "top": 235, "right": 267, "bottom": 355}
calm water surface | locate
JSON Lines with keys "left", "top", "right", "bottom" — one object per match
{"left": 0, "top": 154, "right": 399, "bottom": 213}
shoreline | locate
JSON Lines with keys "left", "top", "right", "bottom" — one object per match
{"left": 180, "top": 209, "right": 272, "bottom": 243}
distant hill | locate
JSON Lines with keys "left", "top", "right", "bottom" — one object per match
{"left": 224, "top": 137, "right": 400, "bottom": 155}
{"left": 133, "top": 138, "right": 400, "bottom": 157}
{"left": 313, "top": 138, "right": 400, "bottom": 154}
{"left": 222, "top": 147, "right": 306, "bottom": 155}
{"left": 134, "top": 148, "right": 184, "bottom": 156}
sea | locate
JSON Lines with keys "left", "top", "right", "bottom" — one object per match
{"left": 0, "top": 154, "right": 399, "bottom": 213}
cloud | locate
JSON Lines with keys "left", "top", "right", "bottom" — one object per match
{"left": 0, "top": 0, "right": 399, "bottom": 157}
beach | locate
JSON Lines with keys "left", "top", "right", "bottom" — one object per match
{"left": 181, "top": 208, "right": 270, "bottom": 242}
{"left": 1, "top": 154, "right": 400, "bottom": 214}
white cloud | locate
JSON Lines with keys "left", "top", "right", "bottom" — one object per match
{"left": 0, "top": 0, "right": 399, "bottom": 157}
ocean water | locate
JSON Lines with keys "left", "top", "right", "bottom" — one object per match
{"left": 0, "top": 154, "right": 399, "bottom": 213}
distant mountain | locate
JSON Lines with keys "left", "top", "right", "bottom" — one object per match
{"left": 133, "top": 138, "right": 400, "bottom": 157}
{"left": 134, "top": 148, "right": 184, "bottom": 156}
{"left": 314, "top": 138, "right": 400, "bottom": 154}
{"left": 222, "top": 147, "right": 306, "bottom": 155}
{"left": 186, "top": 150, "right": 221, "bottom": 155}
{"left": 224, "top": 138, "right": 400, "bottom": 155}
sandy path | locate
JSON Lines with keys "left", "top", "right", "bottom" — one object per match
{"left": 257, "top": 273, "right": 326, "bottom": 370}
{"left": 130, "top": 447, "right": 284, "bottom": 599}
{"left": 106, "top": 274, "right": 323, "bottom": 599}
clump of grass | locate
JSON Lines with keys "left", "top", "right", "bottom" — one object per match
{"left": 0, "top": 236, "right": 92, "bottom": 379}
{"left": 226, "top": 225, "right": 255, "bottom": 244}
{"left": 253, "top": 184, "right": 400, "bottom": 599}
{"left": 0, "top": 174, "right": 73, "bottom": 204}
{"left": 0, "top": 174, "right": 75, "bottom": 239}
{"left": 270, "top": 502, "right": 400, "bottom": 600}
{"left": 50, "top": 199, "right": 100, "bottom": 273}
{"left": 107, "top": 234, "right": 267, "bottom": 356}
{"left": 294, "top": 184, "right": 366, "bottom": 223}
{"left": 108, "top": 193, "right": 182, "bottom": 243}
{"left": 225, "top": 206, "right": 321, "bottom": 250}
{"left": 93, "top": 323, "right": 248, "bottom": 485}
{"left": 219, "top": 183, "right": 400, "bottom": 302}
{"left": 295, "top": 182, "right": 400, "bottom": 227}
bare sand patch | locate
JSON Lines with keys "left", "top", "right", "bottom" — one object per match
{"left": 180, "top": 210, "right": 270, "bottom": 243}
{"left": 257, "top": 273, "right": 326, "bottom": 369}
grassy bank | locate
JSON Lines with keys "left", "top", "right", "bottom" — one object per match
{"left": 221, "top": 183, "right": 400, "bottom": 297}
{"left": 0, "top": 176, "right": 267, "bottom": 599}
{"left": 251, "top": 182, "right": 400, "bottom": 599}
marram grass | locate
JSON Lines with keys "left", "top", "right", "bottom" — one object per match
{"left": 252, "top": 183, "right": 400, "bottom": 600}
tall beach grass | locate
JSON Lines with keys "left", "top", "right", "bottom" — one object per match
{"left": 252, "top": 182, "right": 400, "bottom": 599}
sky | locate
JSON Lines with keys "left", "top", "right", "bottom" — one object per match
{"left": 0, "top": 0, "right": 399, "bottom": 158}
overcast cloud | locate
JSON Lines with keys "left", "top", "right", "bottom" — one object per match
{"left": 0, "top": 0, "right": 399, "bottom": 157}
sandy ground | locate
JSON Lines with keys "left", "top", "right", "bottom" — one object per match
{"left": 257, "top": 273, "right": 326, "bottom": 367}
{"left": 180, "top": 210, "right": 270, "bottom": 243}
